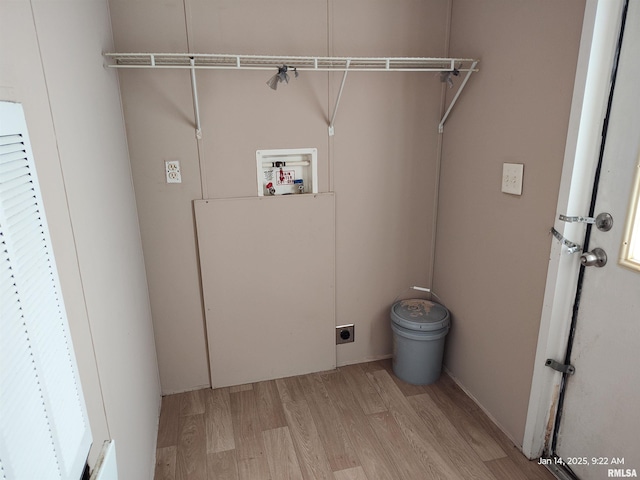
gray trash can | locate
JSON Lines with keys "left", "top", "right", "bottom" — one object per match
{"left": 390, "top": 299, "right": 450, "bottom": 385}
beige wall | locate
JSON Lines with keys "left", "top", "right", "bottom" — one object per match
{"left": 331, "top": 0, "right": 449, "bottom": 367}
{"left": 106, "top": 0, "right": 587, "bottom": 449}
{"left": 434, "top": 0, "right": 585, "bottom": 444}
{"left": 0, "top": 0, "right": 161, "bottom": 478}
{"left": 109, "top": 0, "right": 449, "bottom": 393}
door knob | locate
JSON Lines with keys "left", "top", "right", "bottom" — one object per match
{"left": 580, "top": 247, "right": 607, "bottom": 267}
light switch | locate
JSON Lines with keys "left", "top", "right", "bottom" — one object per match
{"left": 502, "top": 163, "right": 523, "bottom": 195}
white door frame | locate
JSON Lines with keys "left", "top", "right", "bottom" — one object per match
{"left": 522, "top": 0, "right": 626, "bottom": 459}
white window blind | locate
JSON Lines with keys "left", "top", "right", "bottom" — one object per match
{"left": 0, "top": 102, "right": 91, "bottom": 480}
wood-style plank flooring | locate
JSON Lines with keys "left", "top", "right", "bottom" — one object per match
{"left": 154, "top": 359, "right": 554, "bottom": 480}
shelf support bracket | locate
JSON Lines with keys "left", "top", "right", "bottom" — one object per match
{"left": 328, "top": 59, "right": 351, "bottom": 136}
{"left": 189, "top": 57, "right": 203, "bottom": 139}
{"left": 438, "top": 60, "right": 478, "bottom": 133}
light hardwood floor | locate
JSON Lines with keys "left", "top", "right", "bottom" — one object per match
{"left": 154, "top": 359, "right": 555, "bottom": 480}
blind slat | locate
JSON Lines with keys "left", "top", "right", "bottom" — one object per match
{"left": 0, "top": 150, "right": 28, "bottom": 167}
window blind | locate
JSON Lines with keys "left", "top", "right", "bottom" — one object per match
{"left": 0, "top": 102, "right": 91, "bottom": 480}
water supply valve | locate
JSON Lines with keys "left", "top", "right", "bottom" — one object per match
{"left": 256, "top": 148, "right": 318, "bottom": 196}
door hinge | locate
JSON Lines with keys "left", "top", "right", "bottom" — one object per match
{"left": 545, "top": 358, "right": 575, "bottom": 375}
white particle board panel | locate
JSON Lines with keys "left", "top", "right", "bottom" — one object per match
{"left": 194, "top": 194, "right": 336, "bottom": 388}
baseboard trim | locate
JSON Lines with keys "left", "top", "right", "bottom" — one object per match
{"left": 336, "top": 353, "right": 393, "bottom": 368}
{"left": 442, "top": 366, "right": 523, "bottom": 453}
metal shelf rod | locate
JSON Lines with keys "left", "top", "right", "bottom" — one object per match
{"left": 189, "top": 57, "right": 202, "bottom": 139}
{"left": 438, "top": 60, "right": 478, "bottom": 133}
{"left": 329, "top": 59, "right": 350, "bottom": 136}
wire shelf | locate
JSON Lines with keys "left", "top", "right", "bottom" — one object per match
{"left": 103, "top": 52, "right": 479, "bottom": 135}
{"left": 104, "top": 52, "right": 478, "bottom": 73}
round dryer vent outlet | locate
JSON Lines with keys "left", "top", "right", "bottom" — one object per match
{"left": 336, "top": 324, "right": 355, "bottom": 344}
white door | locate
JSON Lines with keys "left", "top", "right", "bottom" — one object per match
{"left": 553, "top": 2, "right": 640, "bottom": 478}
{"left": 0, "top": 101, "right": 92, "bottom": 479}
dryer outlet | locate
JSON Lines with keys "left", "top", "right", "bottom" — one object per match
{"left": 336, "top": 324, "right": 355, "bottom": 344}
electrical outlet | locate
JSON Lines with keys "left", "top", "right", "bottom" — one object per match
{"left": 165, "top": 160, "right": 182, "bottom": 184}
{"left": 502, "top": 163, "right": 523, "bottom": 195}
{"left": 336, "top": 324, "right": 355, "bottom": 344}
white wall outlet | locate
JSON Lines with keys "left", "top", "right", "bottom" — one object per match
{"left": 165, "top": 160, "right": 181, "bottom": 184}
{"left": 502, "top": 163, "right": 523, "bottom": 195}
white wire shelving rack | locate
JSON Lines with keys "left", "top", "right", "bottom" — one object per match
{"left": 104, "top": 52, "right": 479, "bottom": 136}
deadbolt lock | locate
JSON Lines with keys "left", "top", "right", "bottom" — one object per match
{"left": 595, "top": 212, "right": 613, "bottom": 232}
{"left": 558, "top": 212, "right": 613, "bottom": 232}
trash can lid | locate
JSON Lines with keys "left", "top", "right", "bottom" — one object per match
{"left": 390, "top": 299, "right": 450, "bottom": 331}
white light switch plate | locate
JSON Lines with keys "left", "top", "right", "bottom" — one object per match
{"left": 502, "top": 163, "right": 523, "bottom": 195}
